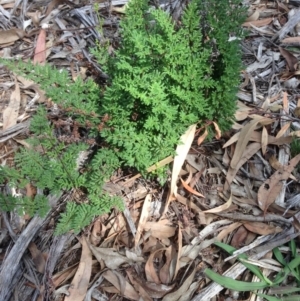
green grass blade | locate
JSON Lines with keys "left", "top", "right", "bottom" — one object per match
{"left": 290, "top": 239, "right": 296, "bottom": 258}
{"left": 255, "top": 294, "right": 282, "bottom": 301}
{"left": 204, "top": 268, "right": 269, "bottom": 291}
{"left": 268, "top": 286, "right": 300, "bottom": 295}
{"left": 214, "top": 241, "right": 272, "bottom": 284}
{"left": 214, "top": 241, "right": 236, "bottom": 254}
{"left": 273, "top": 247, "right": 287, "bottom": 266}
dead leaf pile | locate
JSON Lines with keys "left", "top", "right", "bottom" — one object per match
{"left": 2, "top": 1, "right": 300, "bottom": 301}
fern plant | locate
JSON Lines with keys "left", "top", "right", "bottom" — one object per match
{"left": 0, "top": 107, "right": 124, "bottom": 234}
{"left": 0, "top": 0, "right": 246, "bottom": 234}
{"left": 98, "top": 0, "right": 246, "bottom": 171}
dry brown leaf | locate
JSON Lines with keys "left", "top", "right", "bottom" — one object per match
{"left": 212, "top": 121, "right": 221, "bottom": 139}
{"left": 217, "top": 222, "right": 242, "bottom": 241}
{"left": 144, "top": 220, "right": 176, "bottom": 239}
{"left": 283, "top": 91, "right": 289, "bottom": 113}
{"left": 33, "top": 29, "right": 47, "bottom": 65}
{"left": 261, "top": 126, "right": 268, "bottom": 155}
{"left": 64, "top": 236, "right": 92, "bottom": 301}
{"left": 223, "top": 131, "right": 240, "bottom": 148}
{"left": 125, "top": 249, "right": 144, "bottom": 263}
{"left": 189, "top": 170, "right": 204, "bottom": 190}
{"left": 173, "top": 227, "right": 182, "bottom": 281}
{"left": 269, "top": 155, "right": 298, "bottom": 181}
{"left": 243, "top": 222, "right": 282, "bottom": 235}
{"left": 3, "top": 80, "right": 20, "bottom": 130}
{"left": 13, "top": 138, "right": 32, "bottom": 148}
{"left": 294, "top": 98, "right": 300, "bottom": 117}
{"left": 25, "top": 183, "right": 37, "bottom": 198}
{"left": 276, "top": 122, "right": 291, "bottom": 138}
{"left": 242, "top": 17, "right": 273, "bottom": 27}
{"left": 28, "top": 242, "right": 46, "bottom": 274}
{"left": 142, "top": 282, "right": 176, "bottom": 299}
{"left": 185, "top": 165, "right": 194, "bottom": 184}
{"left": 162, "top": 267, "right": 196, "bottom": 301}
{"left": 180, "top": 178, "right": 205, "bottom": 198}
{"left": 0, "top": 28, "right": 25, "bottom": 45}
{"left": 178, "top": 282, "right": 199, "bottom": 301}
{"left": 231, "top": 226, "right": 249, "bottom": 248}
{"left": 269, "top": 155, "right": 282, "bottom": 170}
{"left": 102, "top": 269, "right": 139, "bottom": 300}
{"left": 258, "top": 154, "right": 300, "bottom": 213}
{"left": 159, "top": 246, "right": 174, "bottom": 284}
{"left": 89, "top": 245, "right": 132, "bottom": 269}
{"left": 235, "top": 110, "right": 250, "bottom": 121}
{"left": 145, "top": 249, "right": 164, "bottom": 284}
{"left": 45, "top": 0, "right": 66, "bottom": 16}
{"left": 282, "top": 36, "right": 300, "bottom": 45}
{"left": 176, "top": 194, "right": 202, "bottom": 213}
{"left": 135, "top": 194, "right": 152, "bottom": 247}
{"left": 246, "top": 10, "right": 260, "bottom": 22}
{"left": 197, "top": 127, "right": 208, "bottom": 145}
{"left": 164, "top": 124, "right": 196, "bottom": 214}
{"left": 90, "top": 219, "right": 102, "bottom": 246}
{"left": 126, "top": 268, "right": 153, "bottom": 301}
{"left": 230, "top": 117, "right": 273, "bottom": 169}
{"left": 27, "top": 11, "right": 41, "bottom": 27}
{"left": 204, "top": 194, "right": 232, "bottom": 213}
{"left": 17, "top": 75, "right": 47, "bottom": 103}
{"left": 52, "top": 264, "right": 78, "bottom": 288}
{"left": 269, "top": 103, "right": 283, "bottom": 112}
{"left": 224, "top": 130, "right": 291, "bottom": 149}
{"left": 277, "top": 2, "right": 289, "bottom": 13}
{"left": 279, "top": 47, "right": 298, "bottom": 72}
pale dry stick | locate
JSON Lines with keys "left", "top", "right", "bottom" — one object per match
{"left": 0, "top": 194, "right": 61, "bottom": 301}
{"left": 191, "top": 220, "right": 232, "bottom": 245}
{"left": 0, "top": 120, "right": 30, "bottom": 142}
{"left": 272, "top": 9, "right": 300, "bottom": 41}
{"left": 42, "top": 233, "right": 74, "bottom": 301}
{"left": 215, "top": 212, "right": 291, "bottom": 225}
{"left": 225, "top": 234, "right": 273, "bottom": 262}
{"left": 275, "top": 95, "right": 290, "bottom": 207}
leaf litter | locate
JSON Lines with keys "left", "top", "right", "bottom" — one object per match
{"left": 2, "top": 0, "right": 300, "bottom": 301}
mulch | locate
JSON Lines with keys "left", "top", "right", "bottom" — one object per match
{"left": 1, "top": 0, "right": 300, "bottom": 300}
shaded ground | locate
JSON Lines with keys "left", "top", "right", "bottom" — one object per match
{"left": 1, "top": 0, "right": 300, "bottom": 300}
